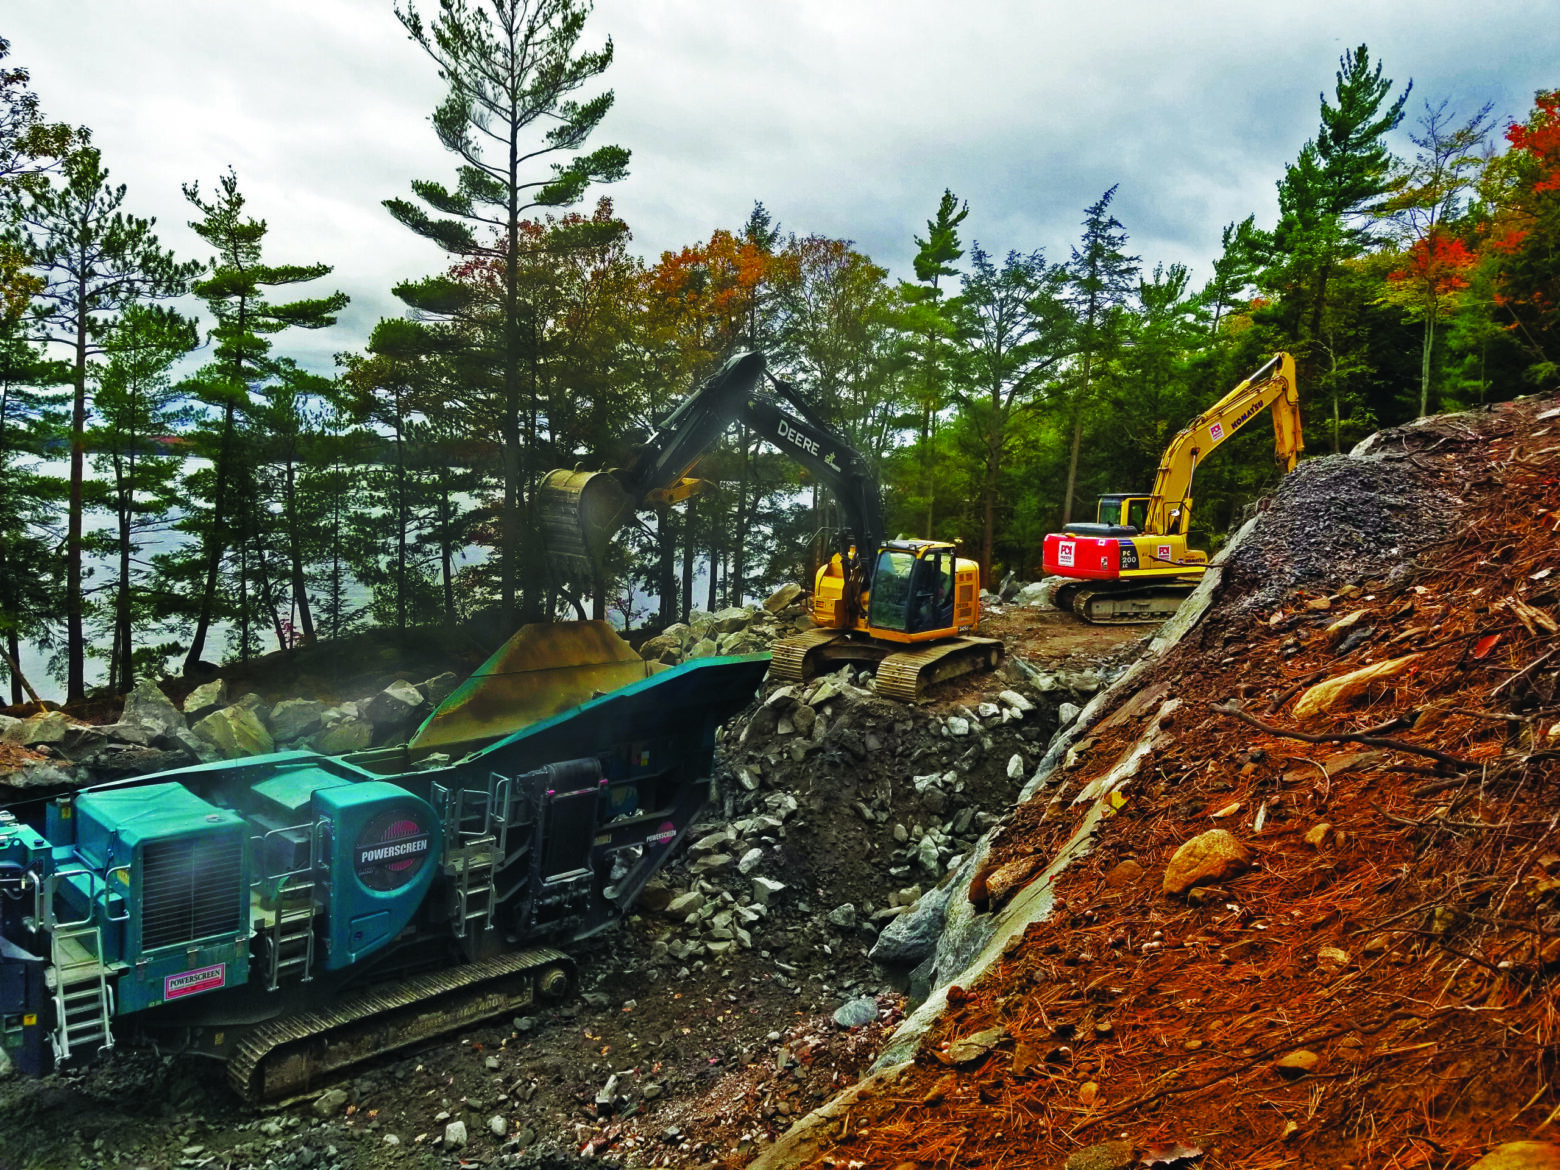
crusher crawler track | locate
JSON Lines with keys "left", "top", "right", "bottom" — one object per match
{"left": 770, "top": 630, "right": 1004, "bottom": 701}
{"left": 227, "top": 948, "right": 574, "bottom": 1103}
{"left": 1053, "top": 578, "right": 1203, "bottom": 625}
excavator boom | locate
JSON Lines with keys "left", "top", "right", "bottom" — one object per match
{"left": 539, "top": 352, "right": 883, "bottom": 585}
{"left": 1145, "top": 351, "right": 1302, "bottom": 535}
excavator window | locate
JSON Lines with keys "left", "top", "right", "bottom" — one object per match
{"left": 867, "top": 550, "right": 916, "bottom": 632}
{"left": 1097, "top": 497, "right": 1149, "bottom": 532}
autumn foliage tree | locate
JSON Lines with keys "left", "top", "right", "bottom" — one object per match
{"left": 1480, "top": 90, "right": 1560, "bottom": 386}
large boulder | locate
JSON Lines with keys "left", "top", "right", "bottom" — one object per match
{"left": 192, "top": 703, "right": 275, "bottom": 760}
{"left": 869, "top": 884, "right": 953, "bottom": 967}
{"left": 764, "top": 583, "right": 803, "bottom": 613}
{"left": 269, "top": 699, "right": 326, "bottom": 744}
{"left": 1163, "top": 829, "right": 1251, "bottom": 896}
{"left": 638, "top": 634, "right": 682, "bottom": 665}
{"left": 1467, "top": 1143, "right": 1560, "bottom": 1170}
{"left": 2, "top": 710, "right": 77, "bottom": 747}
{"left": 362, "top": 679, "right": 425, "bottom": 730}
{"left": 311, "top": 716, "right": 373, "bottom": 755}
{"left": 417, "top": 672, "right": 460, "bottom": 708}
{"left": 181, "top": 679, "right": 227, "bottom": 720}
{"left": 120, "top": 680, "right": 185, "bottom": 738}
{"left": 709, "top": 607, "right": 752, "bottom": 635}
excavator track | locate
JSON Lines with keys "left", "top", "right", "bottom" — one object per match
{"left": 769, "top": 629, "right": 849, "bottom": 682}
{"left": 874, "top": 637, "right": 1004, "bottom": 702}
{"left": 227, "top": 947, "right": 573, "bottom": 1103}
{"left": 1065, "top": 579, "right": 1202, "bottom": 625}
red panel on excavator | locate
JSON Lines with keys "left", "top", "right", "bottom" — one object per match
{"left": 1042, "top": 533, "right": 1122, "bottom": 580}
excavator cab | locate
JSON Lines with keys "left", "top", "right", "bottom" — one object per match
{"left": 863, "top": 541, "right": 965, "bottom": 640}
{"left": 1096, "top": 495, "right": 1151, "bottom": 534}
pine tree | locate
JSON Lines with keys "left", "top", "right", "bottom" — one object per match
{"left": 949, "top": 243, "right": 1068, "bottom": 578}
{"left": 16, "top": 147, "right": 199, "bottom": 699}
{"left": 1062, "top": 185, "right": 1139, "bottom": 524}
{"left": 178, "top": 170, "right": 346, "bottom": 672}
{"left": 897, "top": 189, "right": 968, "bottom": 536}
{"left": 388, "top": 0, "right": 629, "bottom": 630}
{"left": 1270, "top": 46, "right": 1410, "bottom": 371}
{"left": 0, "top": 36, "right": 88, "bottom": 323}
{"left": 0, "top": 320, "right": 64, "bottom": 704}
{"left": 90, "top": 305, "right": 197, "bottom": 690}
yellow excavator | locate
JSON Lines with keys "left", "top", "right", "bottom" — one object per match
{"left": 538, "top": 351, "right": 1002, "bottom": 700}
{"left": 1042, "top": 351, "right": 1303, "bottom": 623}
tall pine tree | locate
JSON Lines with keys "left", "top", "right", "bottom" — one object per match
{"left": 177, "top": 170, "right": 346, "bottom": 673}
{"left": 1062, "top": 185, "right": 1139, "bottom": 524}
{"left": 16, "top": 147, "right": 198, "bottom": 699}
{"left": 388, "top": 0, "right": 629, "bottom": 631}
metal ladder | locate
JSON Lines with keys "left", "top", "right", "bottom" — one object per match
{"left": 265, "top": 877, "right": 318, "bottom": 990}
{"left": 252, "top": 821, "right": 322, "bottom": 990}
{"left": 434, "top": 782, "right": 503, "bottom": 937}
{"left": 50, "top": 925, "right": 114, "bottom": 1064}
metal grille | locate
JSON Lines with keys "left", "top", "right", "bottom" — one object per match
{"left": 140, "top": 833, "right": 244, "bottom": 951}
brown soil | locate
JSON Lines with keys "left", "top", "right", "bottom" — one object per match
{"left": 782, "top": 394, "right": 1560, "bottom": 1170}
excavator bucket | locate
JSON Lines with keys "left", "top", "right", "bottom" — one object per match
{"left": 408, "top": 620, "right": 667, "bottom": 754}
{"left": 538, "top": 469, "right": 634, "bottom": 579}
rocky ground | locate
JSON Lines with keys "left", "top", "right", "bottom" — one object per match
{"left": 0, "top": 562, "right": 1141, "bottom": 1169}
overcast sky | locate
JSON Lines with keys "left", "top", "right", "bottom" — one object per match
{"left": 6, "top": 1, "right": 1559, "bottom": 376}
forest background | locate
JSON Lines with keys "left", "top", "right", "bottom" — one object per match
{"left": 1, "top": 2, "right": 1558, "bottom": 705}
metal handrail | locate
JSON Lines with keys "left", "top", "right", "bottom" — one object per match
{"left": 247, "top": 821, "right": 316, "bottom": 886}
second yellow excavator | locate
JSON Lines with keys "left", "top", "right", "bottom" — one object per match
{"left": 1042, "top": 352, "right": 1303, "bottom": 623}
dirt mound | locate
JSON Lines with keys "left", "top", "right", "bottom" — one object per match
{"left": 1220, "top": 449, "right": 1457, "bottom": 618}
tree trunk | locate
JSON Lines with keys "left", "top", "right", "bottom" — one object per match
{"left": 395, "top": 408, "right": 407, "bottom": 639}
{"left": 116, "top": 474, "right": 133, "bottom": 692}
{"left": 185, "top": 400, "right": 236, "bottom": 672}
{"left": 439, "top": 472, "right": 456, "bottom": 623}
{"left": 66, "top": 293, "right": 88, "bottom": 701}
{"left": 5, "top": 628, "right": 26, "bottom": 706}
{"left": 285, "top": 453, "right": 315, "bottom": 643}
{"left": 1419, "top": 311, "right": 1435, "bottom": 418}
{"left": 981, "top": 443, "right": 1001, "bottom": 586}
{"left": 1061, "top": 351, "right": 1094, "bottom": 526}
{"left": 733, "top": 428, "right": 749, "bottom": 606}
{"left": 681, "top": 497, "right": 696, "bottom": 623}
{"left": 657, "top": 504, "right": 676, "bottom": 625}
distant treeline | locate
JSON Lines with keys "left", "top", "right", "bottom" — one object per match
{"left": 1, "top": 14, "right": 1556, "bottom": 704}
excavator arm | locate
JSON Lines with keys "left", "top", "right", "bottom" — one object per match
{"left": 1144, "top": 351, "right": 1302, "bottom": 536}
{"left": 539, "top": 350, "right": 884, "bottom": 580}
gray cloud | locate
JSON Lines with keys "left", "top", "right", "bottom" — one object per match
{"left": 6, "top": 0, "right": 1556, "bottom": 373}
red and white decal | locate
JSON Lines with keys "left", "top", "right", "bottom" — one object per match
{"left": 1157, "top": 544, "right": 1172, "bottom": 561}
{"left": 1209, "top": 422, "right": 1225, "bottom": 442}
{"left": 1056, "top": 541, "right": 1075, "bottom": 568}
{"left": 165, "top": 964, "right": 225, "bottom": 1000}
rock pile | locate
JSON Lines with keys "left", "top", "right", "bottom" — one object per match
{"left": 0, "top": 671, "right": 459, "bottom": 798}
{"left": 635, "top": 657, "right": 1077, "bottom": 994}
{"left": 637, "top": 584, "right": 811, "bottom": 666}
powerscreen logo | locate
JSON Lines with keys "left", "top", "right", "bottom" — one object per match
{"left": 353, "top": 808, "right": 432, "bottom": 892}
{"left": 165, "top": 964, "right": 225, "bottom": 1000}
